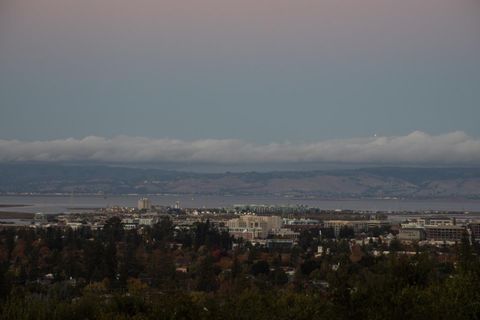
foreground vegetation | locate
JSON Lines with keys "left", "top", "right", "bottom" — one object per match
{"left": 1, "top": 218, "right": 480, "bottom": 319}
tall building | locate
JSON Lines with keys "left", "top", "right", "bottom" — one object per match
{"left": 137, "top": 198, "right": 151, "bottom": 211}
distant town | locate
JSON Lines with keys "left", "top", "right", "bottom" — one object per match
{"left": 9, "top": 197, "right": 480, "bottom": 248}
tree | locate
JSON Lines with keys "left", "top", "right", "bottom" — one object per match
{"left": 150, "top": 218, "right": 174, "bottom": 243}
{"left": 195, "top": 255, "right": 219, "bottom": 292}
{"left": 251, "top": 260, "right": 270, "bottom": 277}
{"left": 103, "top": 217, "right": 124, "bottom": 242}
{"left": 389, "top": 238, "right": 403, "bottom": 252}
{"left": 338, "top": 227, "right": 355, "bottom": 239}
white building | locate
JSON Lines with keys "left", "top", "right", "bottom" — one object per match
{"left": 226, "top": 215, "right": 283, "bottom": 239}
{"left": 398, "top": 228, "right": 425, "bottom": 242}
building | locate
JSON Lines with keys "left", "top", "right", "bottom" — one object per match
{"left": 138, "top": 218, "right": 154, "bottom": 226}
{"left": 425, "top": 225, "right": 466, "bottom": 242}
{"left": 265, "top": 239, "right": 295, "bottom": 250}
{"left": 34, "top": 212, "right": 48, "bottom": 224}
{"left": 66, "top": 222, "right": 84, "bottom": 230}
{"left": 417, "top": 217, "right": 455, "bottom": 227}
{"left": 274, "top": 228, "right": 300, "bottom": 239}
{"left": 398, "top": 228, "right": 425, "bottom": 242}
{"left": 233, "top": 204, "right": 308, "bottom": 215}
{"left": 283, "top": 218, "right": 320, "bottom": 232}
{"left": 226, "top": 215, "right": 283, "bottom": 239}
{"left": 469, "top": 223, "right": 480, "bottom": 241}
{"left": 138, "top": 198, "right": 151, "bottom": 211}
{"left": 227, "top": 227, "right": 264, "bottom": 240}
{"left": 323, "top": 220, "right": 390, "bottom": 237}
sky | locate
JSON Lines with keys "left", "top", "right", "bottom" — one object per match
{"left": 0, "top": 0, "right": 479, "bottom": 167}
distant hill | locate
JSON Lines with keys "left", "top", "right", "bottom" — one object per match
{"left": 0, "top": 163, "right": 479, "bottom": 199}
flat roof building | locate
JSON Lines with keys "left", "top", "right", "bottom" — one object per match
{"left": 226, "top": 215, "right": 283, "bottom": 239}
{"left": 425, "top": 225, "right": 466, "bottom": 242}
{"left": 398, "top": 228, "right": 425, "bottom": 242}
{"left": 323, "top": 220, "right": 390, "bottom": 237}
{"left": 469, "top": 223, "right": 480, "bottom": 241}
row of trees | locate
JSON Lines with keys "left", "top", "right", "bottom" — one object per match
{"left": 1, "top": 271, "right": 480, "bottom": 320}
{"left": 0, "top": 218, "right": 233, "bottom": 292}
{"left": 1, "top": 218, "right": 480, "bottom": 319}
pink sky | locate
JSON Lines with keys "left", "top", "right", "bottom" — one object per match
{"left": 4, "top": 0, "right": 478, "bottom": 60}
{"left": 1, "top": 0, "right": 479, "bottom": 142}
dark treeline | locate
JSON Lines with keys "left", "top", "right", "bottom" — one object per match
{"left": 1, "top": 218, "right": 480, "bottom": 319}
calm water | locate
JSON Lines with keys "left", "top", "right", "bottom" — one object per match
{"left": 1, "top": 195, "right": 480, "bottom": 214}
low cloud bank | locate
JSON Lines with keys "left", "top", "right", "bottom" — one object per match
{"left": 0, "top": 131, "right": 479, "bottom": 165}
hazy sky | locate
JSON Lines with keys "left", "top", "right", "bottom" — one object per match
{"left": 1, "top": 0, "right": 479, "bottom": 144}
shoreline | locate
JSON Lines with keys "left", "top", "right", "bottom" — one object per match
{"left": 0, "top": 194, "right": 479, "bottom": 201}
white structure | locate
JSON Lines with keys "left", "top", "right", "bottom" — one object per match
{"left": 398, "top": 228, "right": 425, "bottom": 242}
{"left": 226, "top": 215, "right": 283, "bottom": 239}
{"left": 66, "top": 222, "right": 84, "bottom": 230}
{"left": 138, "top": 218, "right": 154, "bottom": 226}
{"left": 34, "top": 212, "right": 48, "bottom": 224}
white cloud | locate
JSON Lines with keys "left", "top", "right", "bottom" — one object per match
{"left": 0, "top": 131, "right": 479, "bottom": 165}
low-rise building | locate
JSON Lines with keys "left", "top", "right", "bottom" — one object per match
{"left": 425, "top": 225, "right": 466, "bottom": 242}
{"left": 469, "top": 223, "right": 480, "bottom": 241}
{"left": 418, "top": 217, "right": 455, "bottom": 227}
{"left": 323, "top": 220, "right": 390, "bottom": 237}
{"left": 66, "top": 222, "right": 84, "bottom": 230}
{"left": 273, "top": 228, "right": 300, "bottom": 239}
{"left": 227, "top": 227, "right": 264, "bottom": 240}
{"left": 398, "top": 228, "right": 425, "bottom": 242}
{"left": 226, "top": 215, "right": 283, "bottom": 239}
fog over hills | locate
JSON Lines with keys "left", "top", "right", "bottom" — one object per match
{"left": 1, "top": 132, "right": 480, "bottom": 165}
{"left": 1, "top": 164, "right": 479, "bottom": 199}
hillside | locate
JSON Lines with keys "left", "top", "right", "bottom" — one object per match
{"left": 0, "top": 164, "right": 479, "bottom": 199}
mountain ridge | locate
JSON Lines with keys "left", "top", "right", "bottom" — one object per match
{"left": 0, "top": 164, "right": 479, "bottom": 199}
